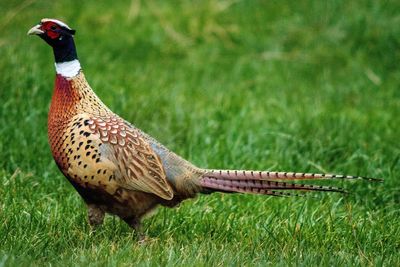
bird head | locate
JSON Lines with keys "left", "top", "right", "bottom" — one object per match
{"left": 28, "top": 18, "right": 78, "bottom": 63}
{"left": 27, "top": 18, "right": 76, "bottom": 48}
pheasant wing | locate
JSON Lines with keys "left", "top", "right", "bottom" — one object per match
{"left": 90, "top": 116, "right": 174, "bottom": 200}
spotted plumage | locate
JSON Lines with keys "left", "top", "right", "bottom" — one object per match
{"left": 28, "top": 18, "right": 381, "bottom": 239}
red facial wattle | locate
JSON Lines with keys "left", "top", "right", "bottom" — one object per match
{"left": 41, "top": 22, "right": 61, "bottom": 39}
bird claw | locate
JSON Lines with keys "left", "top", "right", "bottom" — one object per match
{"left": 136, "top": 233, "right": 151, "bottom": 245}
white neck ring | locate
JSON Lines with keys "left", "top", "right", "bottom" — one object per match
{"left": 55, "top": 60, "right": 81, "bottom": 78}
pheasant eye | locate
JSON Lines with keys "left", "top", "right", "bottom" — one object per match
{"left": 51, "top": 25, "right": 57, "bottom": 30}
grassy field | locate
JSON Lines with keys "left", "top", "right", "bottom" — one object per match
{"left": 1, "top": 0, "right": 399, "bottom": 265}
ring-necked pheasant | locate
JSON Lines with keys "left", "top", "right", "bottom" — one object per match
{"left": 28, "top": 18, "right": 380, "bottom": 238}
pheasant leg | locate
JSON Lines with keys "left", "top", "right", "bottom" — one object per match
{"left": 123, "top": 216, "right": 146, "bottom": 242}
{"left": 87, "top": 204, "right": 105, "bottom": 227}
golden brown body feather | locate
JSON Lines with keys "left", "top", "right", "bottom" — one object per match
{"left": 49, "top": 73, "right": 204, "bottom": 229}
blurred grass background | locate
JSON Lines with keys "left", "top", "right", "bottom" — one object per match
{"left": 0, "top": 0, "right": 399, "bottom": 265}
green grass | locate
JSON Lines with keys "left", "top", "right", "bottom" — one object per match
{"left": 1, "top": 0, "right": 400, "bottom": 265}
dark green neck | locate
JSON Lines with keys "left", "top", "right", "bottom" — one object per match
{"left": 52, "top": 36, "right": 78, "bottom": 63}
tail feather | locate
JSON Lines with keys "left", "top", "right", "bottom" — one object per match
{"left": 204, "top": 170, "right": 381, "bottom": 182}
{"left": 200, "top": 176, "right": 346, "bottom": 195}
{"left": 199, "top": 169, "right": 381, "bottom": 197}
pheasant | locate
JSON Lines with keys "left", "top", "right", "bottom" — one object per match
{"left": 28, "top": 19, "right": 380, "bottom": 238}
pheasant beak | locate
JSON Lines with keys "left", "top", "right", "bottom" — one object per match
{"left": 27, "top": 24, "right": 44, "bottom": 36}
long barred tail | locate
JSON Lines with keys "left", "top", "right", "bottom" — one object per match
{"left": 199, "top": 169, "right": 382, "bottom": 197}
